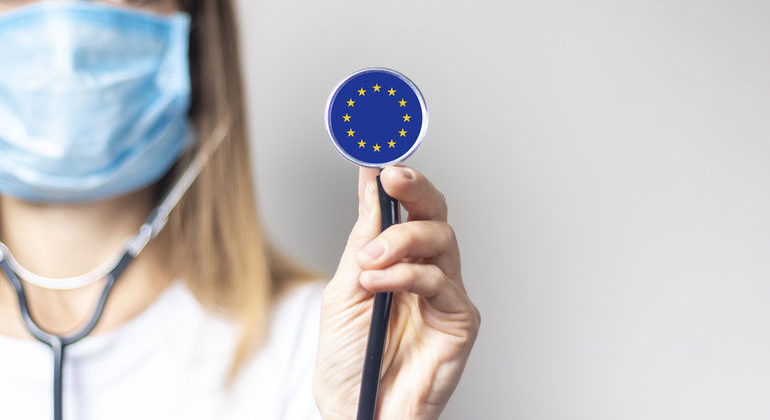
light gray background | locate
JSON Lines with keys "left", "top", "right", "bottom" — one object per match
{"left": 236, "top": 1, "right": 770, "bottom": 418}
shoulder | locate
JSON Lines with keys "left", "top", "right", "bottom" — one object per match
{"left": 269, "top": 280, "right": 326, "bottom": 337}
{"left": 263, "top": 280, "right": 326, "bottom": 369}
{"left": 226, "top": 280, "right": 327, "bottom": 419}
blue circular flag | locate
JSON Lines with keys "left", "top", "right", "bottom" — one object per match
{"left": 325, "top": 68, "right": 428, "bottom": 167}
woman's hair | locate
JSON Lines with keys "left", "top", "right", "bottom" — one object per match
{"left": 153, "top": 0, "right": 317, "bottom": 381}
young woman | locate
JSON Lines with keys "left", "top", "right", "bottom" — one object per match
{"left": 0, "top": 1, "right": 480, "bottom": 419}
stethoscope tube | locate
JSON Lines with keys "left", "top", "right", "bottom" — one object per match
{"left": 0, "top": 251, "right": 134, "bottom": 420}
{"left": 356, "top": 174, "right": 401, "bottom": 420}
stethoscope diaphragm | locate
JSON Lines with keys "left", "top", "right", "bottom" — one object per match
{"left": 325, "top": 67, "right": 428, "bottom": 168}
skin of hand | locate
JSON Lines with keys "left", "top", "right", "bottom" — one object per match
{"left": 313, "top": 166, "right": 481, "bottom": 419}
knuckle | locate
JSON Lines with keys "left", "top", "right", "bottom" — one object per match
{"left": 427, "top": 264, "right": 446, "bottom": 282}
{"left": 440, "top": 223, "right": 458, "bottom": 246}
{"left": 438, "top": 190, "right": 448, "bottom": 210}
{"left": 404, "top": 263, "right": 444, "bottom": 294}
{"left": 473, "top": 304, "right": 482, "bottom": 330}
{"left": 409, "top": 166, "right": 425, "bottom": 182}
{"left": 393, "top": 222, "right": 419, "bottom": 246}
{"left": 346, "top": 222, "right": 376, "bottom": 250}
{"left": 388, "top": 263, "right": 419, "bottom": 290}
{"left": 425, "top": 265, "right": 448, "bottom": 294}
{"left": 403, "top": 264, "right": 422, "bottom": 290}
{"left": 390, "top": 262, "right": 410, "bottom": 277}
{"left": 404, "top": 264, "right": 424, "bottom": 284}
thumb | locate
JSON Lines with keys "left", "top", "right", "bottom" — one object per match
{"left": 332, "top": 167, "right": 381, "bottom": 288}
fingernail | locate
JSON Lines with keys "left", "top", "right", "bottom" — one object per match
{"left": 359, "top": 239, "right": 385, "bottom": 261}
{"left": 398, "top": 167, "right": 413, "bottom": 180}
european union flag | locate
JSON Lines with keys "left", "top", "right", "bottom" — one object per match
{"left": 326, "top": 68, "right": 427, "bottom": 167}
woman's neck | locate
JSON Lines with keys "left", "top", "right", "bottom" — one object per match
{"left": 0, "top": 187, "right": 171, "bottom": 339}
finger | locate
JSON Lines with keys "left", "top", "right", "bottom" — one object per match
{"left": 357, "top": 167, "right": 381, "bottom": 216}
{"left": 360, "top": 263, "right": 469, "bottom": 314}
{"left": 379, "top": 165, "right": 447, "bottom": 222}
{"left": 330, "top": 167, "right": 381, "bottom": 287}
{"left": 356, "top": 221, "right": 460, "bottom": 277}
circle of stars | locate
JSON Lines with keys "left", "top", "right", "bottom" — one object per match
{"left": 342, "top": 83, "right": 410, "bottom": 153}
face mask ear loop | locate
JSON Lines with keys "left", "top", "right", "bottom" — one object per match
{"left": 0, "top": 117, "right": 232, "bottom": 420}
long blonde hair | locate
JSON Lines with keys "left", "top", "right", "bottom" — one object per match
{"left": 153, "top": 0, "right": 316, "bottom": 380}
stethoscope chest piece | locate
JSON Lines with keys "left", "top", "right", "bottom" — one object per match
{"left": 325, "top": 67, "right": 428, "bottom": 168}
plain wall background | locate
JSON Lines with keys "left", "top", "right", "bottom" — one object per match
{"left": 235, "top": 1, "right": 770, "bottom": 418}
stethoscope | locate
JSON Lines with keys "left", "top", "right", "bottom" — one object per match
{"left": 324, "top": 67, "right": 428, "bottom": 419}
{"left": 0, "top": 122, "right": 230, "bottom": 420}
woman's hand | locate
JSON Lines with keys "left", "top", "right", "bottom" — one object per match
{"left": 314, "top": 166, "right": 480, "bottom": 419}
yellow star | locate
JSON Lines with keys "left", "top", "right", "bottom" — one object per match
{"left": 388, "top": 88, "right": 396, "bottom": 96}
{"left": 358, "top": 88, "right": 366, "bottom": 96}
{"left": 343, "top": 114, "right": 351, "bottom": 122}
{"left": 373, "top": 84, "right": 381, "bottom": 92}
{"left": 399, "top": 99, "right": 407, "bottom": 107}
{"left": 358, "top": 140, "right": 366, "bottom": 148}
{"left": 399, "top": 129, "right": 407, "bottom": 137}
{"left": 388, "top": 140, "right": 396, "bottom": 148}
{"left": 402, "top": 113, "right": 411, "bottom": 122}
{"left": 347, "top": 129, "right": 355, "bottom": 137}
{"left": 373, "top": 143, "right": 381, "bottom": 152}
{"left": 347, "top": 99, "right": 355, "bottom": 107}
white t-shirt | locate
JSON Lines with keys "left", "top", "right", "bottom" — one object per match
{"left": 0, "top": 280, "right": 325, "bottom": 420}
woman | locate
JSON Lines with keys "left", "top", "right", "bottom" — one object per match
{"left": 0, "top": 0, "right": 480, "bottom": 419}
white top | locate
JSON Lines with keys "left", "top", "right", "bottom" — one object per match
{"left": 0, "top": 280, "right": 325, "bottom": 420}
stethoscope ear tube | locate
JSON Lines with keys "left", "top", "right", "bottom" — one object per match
{"left": 356, "top": 174, "right": 401, "bottom": 420}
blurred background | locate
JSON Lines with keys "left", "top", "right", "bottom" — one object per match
{"left": 236, "top": 0, "right": 770, "bottom": 419}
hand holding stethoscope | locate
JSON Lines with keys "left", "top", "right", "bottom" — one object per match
{"left": 314, "top": 165, "right": 480, "bottom": 419}
{"left": 316, "top": 68, "right": 479, "bottom": 419}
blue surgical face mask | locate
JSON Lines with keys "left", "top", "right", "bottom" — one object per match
{"left": 0, "top": 1, "right": 193, "bottom": 203}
